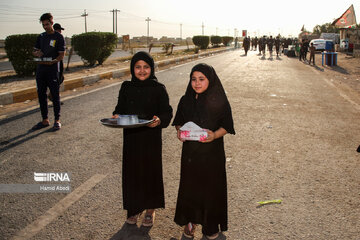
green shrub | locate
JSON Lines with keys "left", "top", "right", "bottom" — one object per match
{"left": 210, "top": 35, "right": 222, "bottom": 46}
{"left": 222, "top": 36, "right": 234, "bottom": 46}
{"left": 71, "top": 32, "right": 118, "bottom": 66}
{"left": 5, "top": 34, "right": 38, "bottom": 76}
{"left": 192, "top": 35, "right": 210, "bottom": 49}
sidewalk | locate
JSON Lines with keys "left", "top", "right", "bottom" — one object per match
{"left": 0, "top": 48, "right": 233, "bottom": 106}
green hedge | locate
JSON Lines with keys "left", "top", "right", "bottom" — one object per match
{"left": 222, "top": 36, "right": 234, "bottom": 46}
{"left": 210, "top": 35, "right": 222, "bottom": 46}
{"left": 192, "top": 35, "right": 210, "bottom": 49}
{"left": 5, "top": 34, "right": 38, "bottom": 76}
{"left": 71, "top": 32, "right": 118, "bottom": 66}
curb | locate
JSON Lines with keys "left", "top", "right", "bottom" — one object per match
{"left": 0, "top": 48, "right": 233, "bottom": 105}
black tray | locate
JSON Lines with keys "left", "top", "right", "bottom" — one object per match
{"left": 100, "top": 118, "right": 155, "bottom": 128}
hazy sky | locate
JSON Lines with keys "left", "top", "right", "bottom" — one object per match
{"left": 0, "top": 0, "right": 359, "bottom": 39}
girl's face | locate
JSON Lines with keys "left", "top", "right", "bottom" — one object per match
{"left": 134, "top": 60, "right": 151, "bottom": 81}
{"left": 191, "top": 71, "right": 209, "bottom": 94}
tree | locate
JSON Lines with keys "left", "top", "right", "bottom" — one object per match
{"left": 313, "top": 22, "right": 340, "bottom": 34}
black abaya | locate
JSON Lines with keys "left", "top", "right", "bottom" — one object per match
{"left": 172, "top": 63, "right": 235, "bottom": 235}
{"left": 113, "top": 51, "right": 173, "bottom": 217}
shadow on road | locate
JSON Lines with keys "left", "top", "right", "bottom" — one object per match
{"left": 329, "top": 65, "right": 349, "bottom": 75}
{"left": 0, "top": 127, "right": 54, "bottom": 154}
{"left": 0, "top": 107, "right": 41, "bottom": 126}
{"left": 313, "top": 65, "right": 324, "bottom": 72}
{"left": 110, "top": 223, "right": 152, "bottom": 240}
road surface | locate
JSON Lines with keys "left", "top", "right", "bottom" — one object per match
{"left": 0, "top": 50, "right": 359, "bottom": 239}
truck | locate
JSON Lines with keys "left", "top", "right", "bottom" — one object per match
{"left": 320, "top": 33, "right": 340, "bottom": 44}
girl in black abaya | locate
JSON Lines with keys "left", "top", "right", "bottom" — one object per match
{"left": 112, "top": 51, "right": 172, "bottom": 226}
{"left": 172, "top": 63, "right": 235, "bottom": 239}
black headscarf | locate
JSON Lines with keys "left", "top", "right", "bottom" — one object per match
{"left": 174, "top": 63, "right": 235, "bottom": 134}
{"left": 130, "top": 51, "right": 158, "bottom": 86}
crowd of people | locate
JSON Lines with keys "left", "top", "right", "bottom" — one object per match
{"left": 239, "top": 35, "right": 319, "bottom": 65}
{"left": 240, "top": 35, "right": 313, "bottom": 59}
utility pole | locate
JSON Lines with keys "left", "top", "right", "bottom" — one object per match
{"left": 146, "top": 17, "right": 151, "bottom": 46}
{"left": 110, "top": 9, "right": 121, "bottom": 35}
{"left": 115, "top": 9, "right": 120, "bottom": 35}
{"left": 180, "top": 23, "right": 182, "bottom": 40}
{"left": 81, "top": 9, "right": 88, "bottom": 33}
{"left": 110, "top": 9, "right": 115, "bottom": 33}
{"left": 201, "top": 22, "right": 204, "bottom": 35}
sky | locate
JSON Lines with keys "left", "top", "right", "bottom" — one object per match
{"left": 0, "top": 0, "right": 359, "bottom": 40}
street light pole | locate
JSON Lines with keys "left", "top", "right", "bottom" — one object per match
{"left": 146, "top": 17, "right": 151, "bottom": 46}
{"left": 115, "top": 9, "right": 120, "bottom": 35}
{"left": 81, "top": 9, "right": 88, "bottom": 33}
{"left": 180, "top": 23, "right": 182, "bottom": 40}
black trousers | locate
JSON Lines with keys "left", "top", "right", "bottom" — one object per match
{"left": 309, "top": 53, "right": 315, "bottom": 64}
{"left": 36, "top": 70, "right": 61, "bottom": 120}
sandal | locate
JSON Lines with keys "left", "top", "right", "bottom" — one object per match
{"left": 126, "top": 213, "right": 141, "bottom": 225}
{"left": 183, "top": 222, "right": 197, "bottom": 238}
{"left": 53, "top": 122, "right": 61, "bottom": 131}
{"left": 204, "top": 232, "right": 219, "bottom": 239}
{"left": 142, "top": 211, "right": 155, "bottom": 227}
{"left": 32, "top": 121, "right": 50, "bottom": 130}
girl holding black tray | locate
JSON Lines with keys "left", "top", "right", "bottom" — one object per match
{"left": 172, "top": 63, "right": 235, "bottom": 239}
{"left": 112, "top": 51, "right": 172, "bottom": 227}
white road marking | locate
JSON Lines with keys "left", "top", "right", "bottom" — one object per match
{"left": 12, "top": 174, "right": 107, "bottom": 240}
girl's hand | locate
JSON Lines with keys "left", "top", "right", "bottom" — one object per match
{"left": 200, "top": 129, "right": 215, "bottom": 143}
{"left": 177, "top": 129, "right": 185, "bottom": 142}
{"left": 200, "top": 128, "right": 228, "bottom": 143}
{"left": 175, "top": 126, "right": 185, "bottom": 142}
{"left": 111, "top": 114, "right": 119, "bottom": 119}
{"left": 147, "top": 116, "right": 161, "bottom": 128}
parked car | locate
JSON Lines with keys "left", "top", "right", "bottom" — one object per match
{"left": 309, "top": 39, "right": 334, "bottom": 51}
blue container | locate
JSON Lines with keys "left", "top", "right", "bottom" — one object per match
{"left": 325, "top": 41, "right": 334, "bottom": 51}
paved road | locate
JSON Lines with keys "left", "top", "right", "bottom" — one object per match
{"left": 0, "top": 45, "right": 193, "bottom": 71}
{"left": 0, "top": 50, "right": 359, "bottom": 239}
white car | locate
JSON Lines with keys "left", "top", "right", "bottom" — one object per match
{"left": 309, "top": 39, "right": 333, "bottom": 51}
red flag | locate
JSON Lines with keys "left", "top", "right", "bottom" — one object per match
{"left": 332, "top": 4, "right": 357, "bottom": 28}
